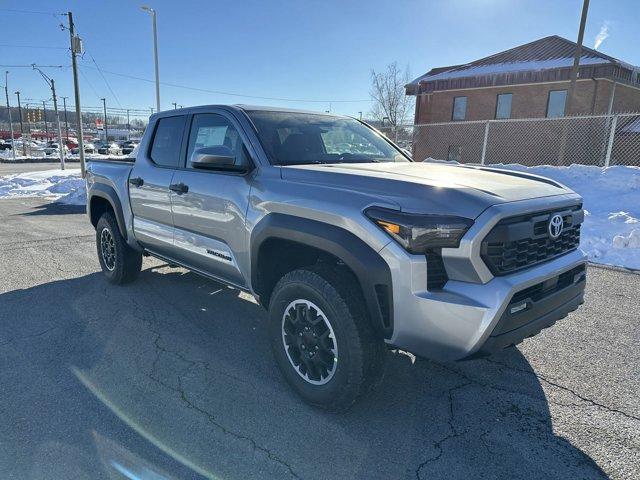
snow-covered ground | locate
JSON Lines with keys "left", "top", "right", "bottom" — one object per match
{"left": 0, "top": 164, "right": 639, "bottom": 269}
{"left": 0, "top": 169, "right": 85, "bottom": 205}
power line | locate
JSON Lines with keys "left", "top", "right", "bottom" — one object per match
{"left": 88, "top": 52, "right": 123, "bottom": 108}
{"left": 0, "top": 64, "right": 68, "bottom": 68}
{"left": 78, "top": 64, "right": 372, "bottom": 104}
{"left": 0, "top": 44, "right": 67, "bottom": 50}
{"left": 0, "top": 8, "right": 60, "bottom": 15}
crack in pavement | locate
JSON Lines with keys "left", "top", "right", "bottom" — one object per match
{"left": 414, "top": 381, "right": 472, "bottom": 479}
{"left": 0, "top": 325, "right": 59, "bottom": 348}
{"left": 129, "top": 290, "right": 302, "bottom": 480}
{"left": 484, "top": 358, "right": 640, "bottom": 422}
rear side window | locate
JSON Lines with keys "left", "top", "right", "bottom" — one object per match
{"left": 150, "top": 115, "right": 186, "bottom": 167}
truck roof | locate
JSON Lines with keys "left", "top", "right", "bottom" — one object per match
{"left": 150, "top": 104, "right": 348, "bottom": 120}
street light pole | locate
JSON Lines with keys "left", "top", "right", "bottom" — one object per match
{"left": 4, "top": 71, "right": 16, "bottom": 160}
{"left": 172, "top": 102, "right": 177, "bottom": 109}
{"left": 61, "top": 96, "right": 69, "bottom": 141}
{"left": 15, "top": 91, "right": 26, "bottom": 156}
{"left": 126, "top": 109, "right": 131, "bottom": 141}
{"left": 141, "top": 5, "right": 161, "bottom": 112}
{"left": 101, "top": 98, "right": 108, "bottom": 141}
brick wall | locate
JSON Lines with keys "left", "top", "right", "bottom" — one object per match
{"left": 414, "top": 79, "right": 640, "bottom": 124}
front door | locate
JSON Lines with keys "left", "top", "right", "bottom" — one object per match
{"left": 169, "top": 112, "right": 253, "bottom": 288}
{"left": 129, "top": 114, "right": 187, "bottom": 257}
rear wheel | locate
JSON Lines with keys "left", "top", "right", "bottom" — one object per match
{"left": 96, "top": 212, "right": 142, "bottom": 284}
{"left": 268, "top": 267, "right": 386, "bottom": 412}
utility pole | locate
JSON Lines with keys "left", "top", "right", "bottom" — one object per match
{"left": 4, "top": 71, "right": 16, "bottom": 160}
{"left": 15, "top": 91, "right": 26, "bottom": 156}
{"left": 126, "top": 109, "right": 131, "bottom": 140}
{"left": 25, "top": 103, "right": 32, "bottom": 157}
{"left": 101, "top": 98, "right": 108, "bottom": 142}
{"left": 358, "top": 111, "right": 362, "bottom": 120}
{"left": 33, "top": 65, "right": 65, "bottom": 169}
{"left": 42, "top": 100, "right": 49, "bottom": 139}
{"left": 566, "top": 0, "right": 590, "bottom": 114}
{"left": 61, "top": 96, "right": 69, "bottom": 141}
{"left": 172, "top": 102, "right": 177, "bottom": 109}
{"left": 67, "top": 11, "right": 86, "bottom": 176}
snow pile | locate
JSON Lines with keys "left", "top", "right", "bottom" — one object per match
{"left": 0, "top": 169, "right": 86, "bottom": 205}
{"left": 489, "top": 164, "right": 640, "bottom": 270}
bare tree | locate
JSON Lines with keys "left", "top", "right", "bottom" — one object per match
{"left": 369, "top": 62, "right": 414, "bottom": 126}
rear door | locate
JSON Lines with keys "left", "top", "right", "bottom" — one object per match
{"left": 169, "top": 111, "right": 254, "bottom": 288}
{"left": 129, "top": 114, "right": 187, "bottom": 257}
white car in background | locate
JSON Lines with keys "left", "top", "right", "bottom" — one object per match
{"left": 43, "top": 142, "right": 70, "bottom": 156}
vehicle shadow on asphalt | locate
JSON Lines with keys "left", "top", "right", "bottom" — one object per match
{"left": 15, "top": 201, "right": 86, "bottom": 217}
{"left": 0, "top": 265, "right": 609, "bottom": 480}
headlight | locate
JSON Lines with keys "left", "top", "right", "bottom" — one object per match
{"left": 365, "top": 207, "right": 473, "bottom": 254}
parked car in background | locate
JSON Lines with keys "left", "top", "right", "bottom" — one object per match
{"left": 96, "top": 142, "right": 121, "bottom": 155}
{"left": 0, "top": 139, "right": 12, "bottom": 150}
{"left": 70, "top": 143, "right": 96, "bottom": 154}
{"left": 43, "top": 142, "right": 70, "bottom": 156}
{"left": 120, "top": 140, "right": 139, "bottom": 155}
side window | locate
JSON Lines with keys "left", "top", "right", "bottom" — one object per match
{"left": 186, "top": 114, "right": 250, "bottom": 168}
{"left": 546, "top": 90, "right": 567, "bottom": 118}
{"left": 452, "top": 96, "right": 467, "bottom": 121}
{"left": 150, "top": 115, "right": 186, "bottom": 167}
{"left": 495, "top": 93, "right": 512, "bottom": 119}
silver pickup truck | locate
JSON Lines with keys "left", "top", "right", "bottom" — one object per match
{"left": 86, "top": 105, "right": 586, "bottom": 411}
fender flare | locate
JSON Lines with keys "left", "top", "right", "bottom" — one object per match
{"left": 88, "top": 183, "right": 128, "bottom": 240}
{"left": 251, "top": 213, "right": 394, "bottom": 338}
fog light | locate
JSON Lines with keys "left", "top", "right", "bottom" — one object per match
{"left": 510, "top": 302, "right": 528, "bottom": 314}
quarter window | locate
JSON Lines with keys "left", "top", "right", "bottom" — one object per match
{"left": 546, "top": 90, "right": 567, "bottom": 118}
{"left": 496, "top": 93, "right": 512, "bottom": 119}
{"left": 186, "top": 114, "right": 250, "bottom": 168}
{"left": 452, "top": 96, "right": 467, "bottom": 121}
{"left": 149, "top": 115, "right": 187, "bottom": 167}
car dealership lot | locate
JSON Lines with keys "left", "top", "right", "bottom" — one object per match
{"left": 0, "top": 197, "right": 638, "bottom": 480}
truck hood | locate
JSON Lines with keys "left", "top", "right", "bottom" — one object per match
{"left": 280, "top": 162, "right": 575, "bottom": 219}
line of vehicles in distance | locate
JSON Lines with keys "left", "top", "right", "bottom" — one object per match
{"left": 0, "top": 137, "right": 140, "bottom": 157}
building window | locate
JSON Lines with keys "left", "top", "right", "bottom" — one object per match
{"left": 452, "top": 96, "right": 467, "bottom": 121}
{"left": 447, "top": 145, "right": 461, "bottom": 162}
{"left": 495, "top": 93, "right": 512, "bottom": 119}
{"left": 546, "top": 90, "right": 567, "bottom": 118}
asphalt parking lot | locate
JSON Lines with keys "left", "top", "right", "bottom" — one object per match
{"left": 0, "top": 196, "right": 638, "bottom": 480}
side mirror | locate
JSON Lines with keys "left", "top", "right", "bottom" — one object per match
{"left": 191, "top": 146, "right": 236, "bottom": 169}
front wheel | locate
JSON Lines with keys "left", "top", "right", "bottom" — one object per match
{"left": 268, "top": 267, "right": 386, "bottom": 412}
{"left": 96, "top": 212, "right": 142, "bottom": 284}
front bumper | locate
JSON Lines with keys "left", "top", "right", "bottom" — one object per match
{"left": 380, "top": 243, "right": 587, "bottom": 362}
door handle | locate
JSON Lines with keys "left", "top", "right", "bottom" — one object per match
{"left": 129, "top": 176, "right": 144, "bottom": 187}
{"left": 169, "top": 182, "right": 189, "bottom": 194}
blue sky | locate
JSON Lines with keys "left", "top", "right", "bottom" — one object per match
{"left": 1, "top": 0, "right": 639, "bottom": 118}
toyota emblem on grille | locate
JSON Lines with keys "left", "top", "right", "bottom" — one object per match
{"left": 548, "top": 214, "right": 564, "bottom": 239}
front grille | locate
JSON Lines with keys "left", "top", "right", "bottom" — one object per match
{"left": 481, "top": 205, "right": 582, "bottom": 276}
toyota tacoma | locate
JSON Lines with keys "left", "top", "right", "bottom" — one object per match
{"left": 86, "top": 105, "right": 586, "bottom": 411}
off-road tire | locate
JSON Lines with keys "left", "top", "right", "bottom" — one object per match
{"left": 268, "top": 266, "right": 386, "bottom": 412}
{"left": 96, "top": 212, "right": 142, "bottom": 284}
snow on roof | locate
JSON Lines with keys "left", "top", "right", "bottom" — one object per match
{"left": 407, "top": 35, "right": 635, "bottom": 88}
{"left": 412, "top": 56, "right": 609, "bottom": 84}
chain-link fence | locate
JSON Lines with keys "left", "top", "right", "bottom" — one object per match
{"left": 378, "top": 113, "right": 640, "bottom": 167}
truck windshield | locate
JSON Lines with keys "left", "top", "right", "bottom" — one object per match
{"left": 246, "top": 111, "right": 409, "bottom": 165}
